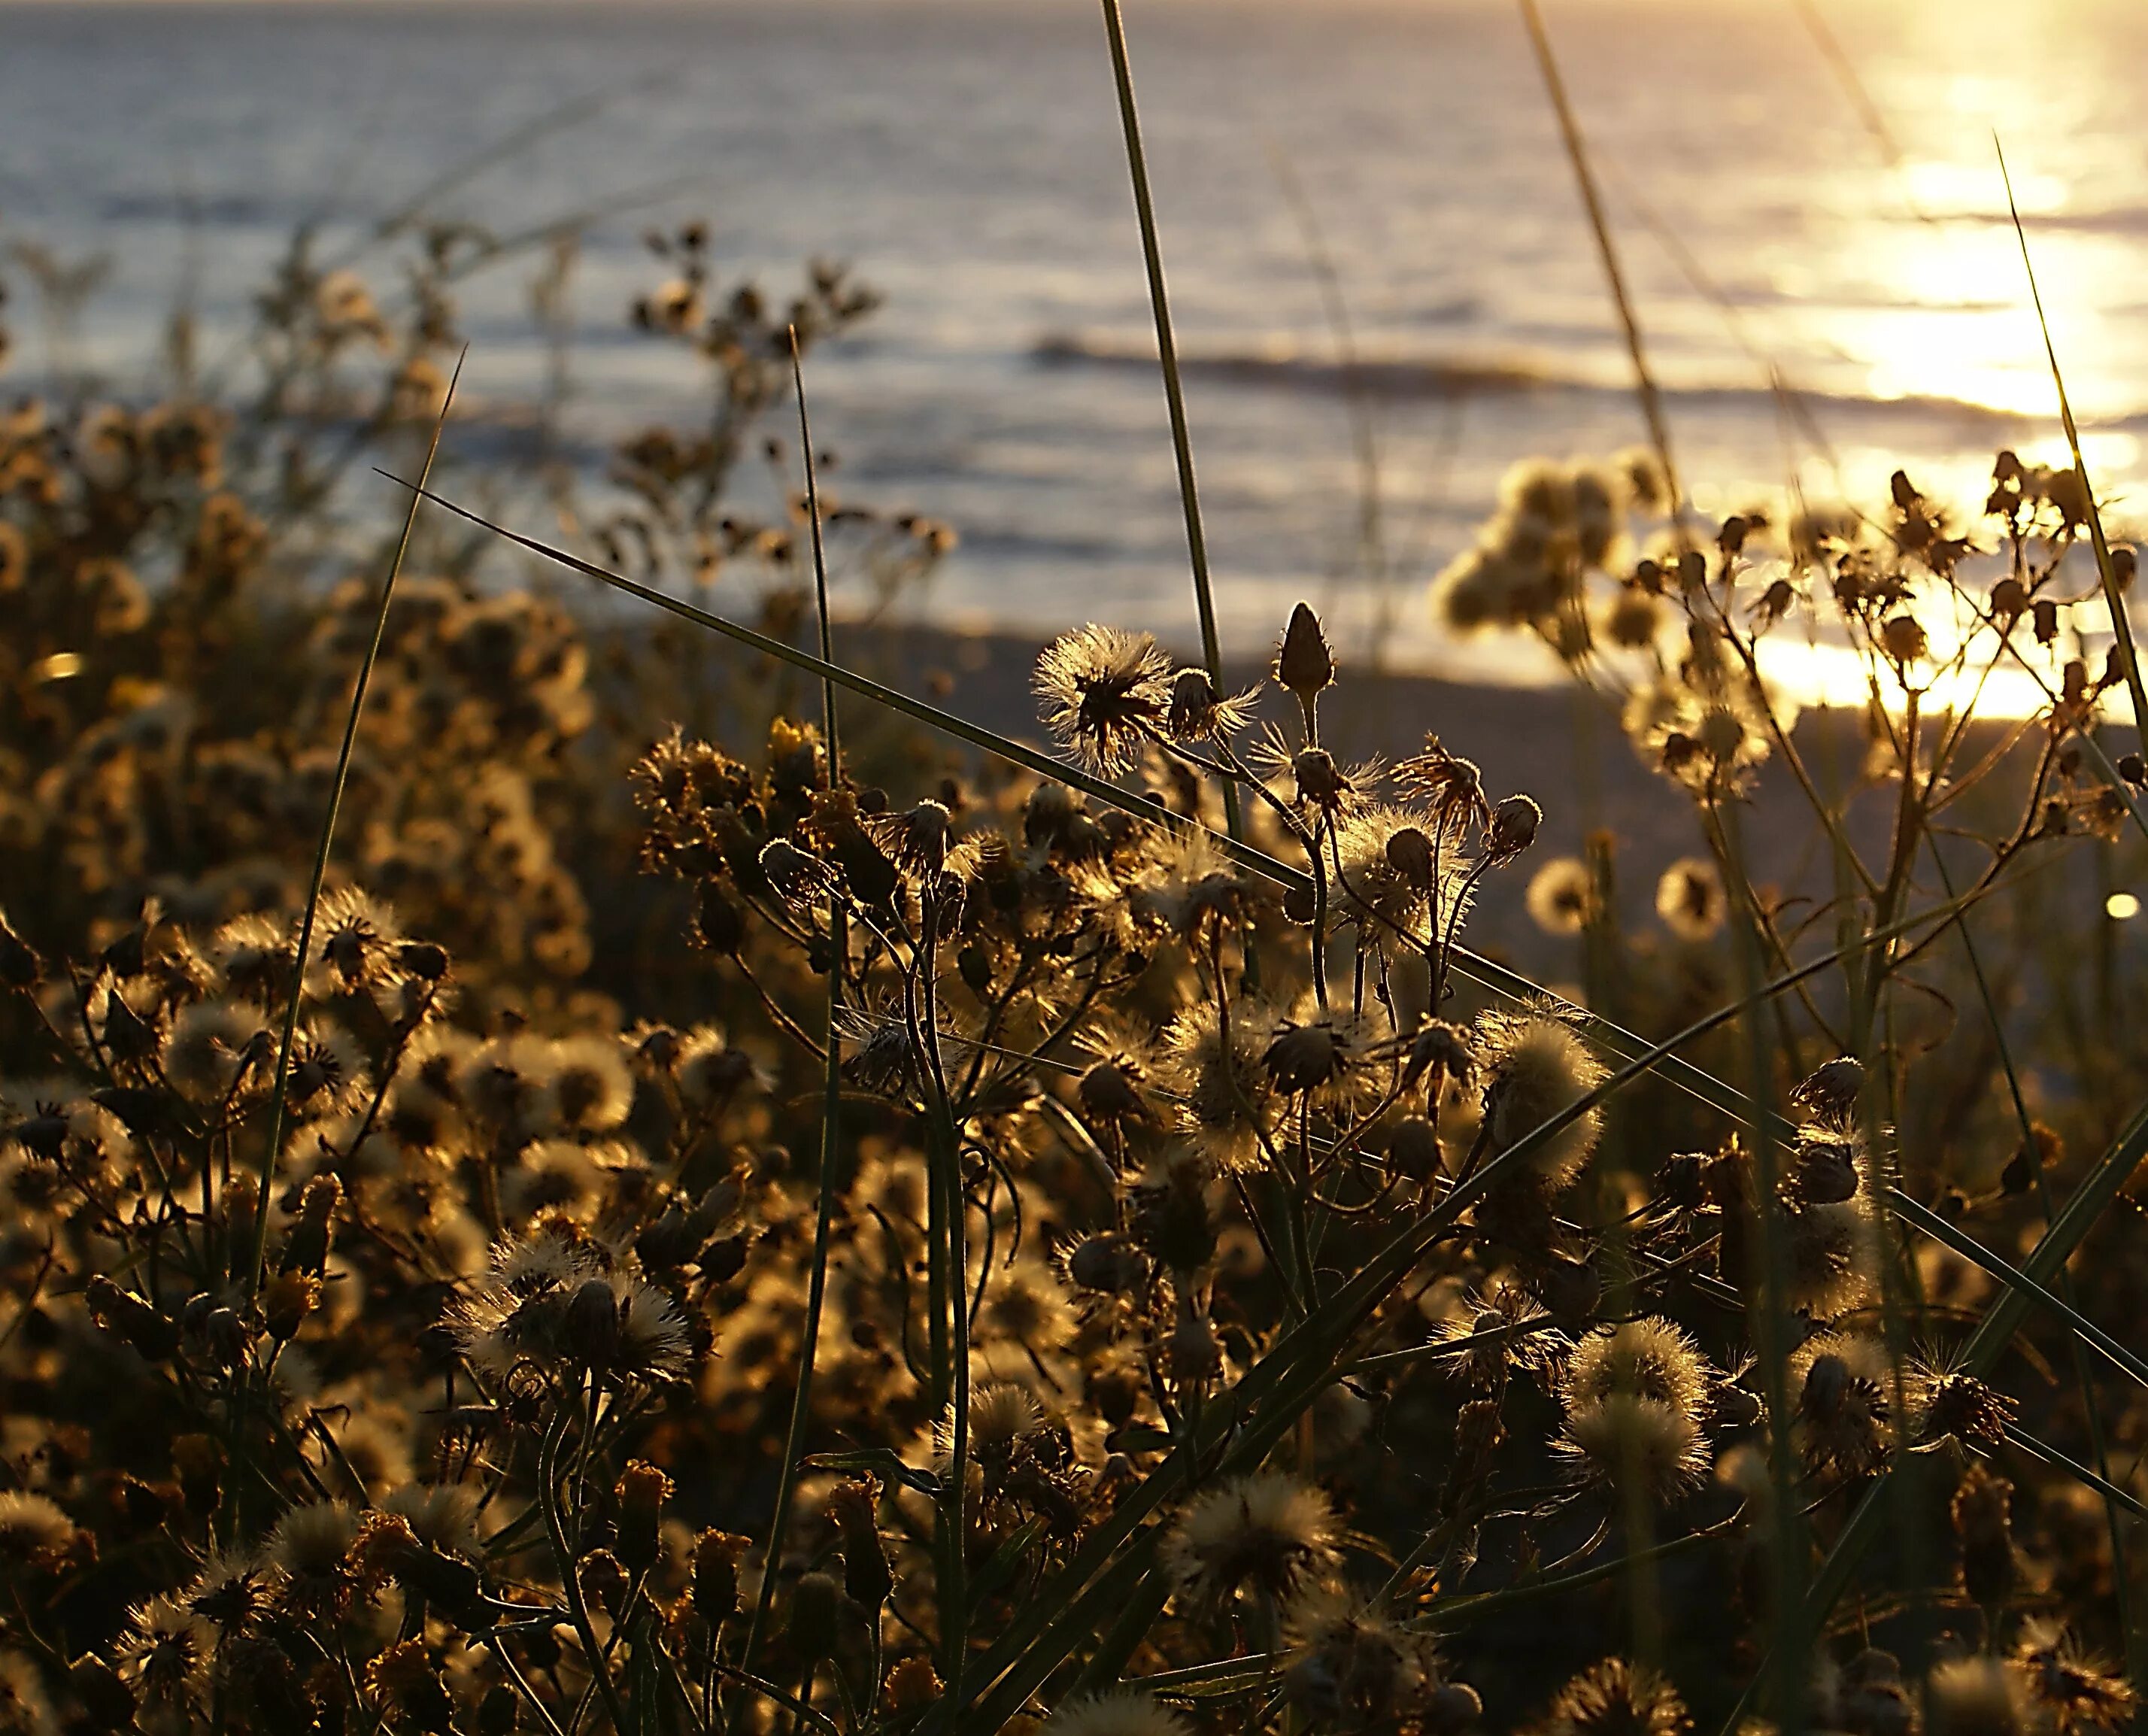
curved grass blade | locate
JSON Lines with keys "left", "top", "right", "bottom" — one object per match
{"left": 1885, "top": 1186, "right": 2148, "bottom": 1394}
{"left": 1516, "top": 0, "right": 1685, "bottom": 527}
{"left": 1096, "top": 0, "right": 1245, "bottom": 852}
{"left": 1999, "top": 136, "right": 2148, "bottom": 742}
{"left": 245, "top": 350, "right": 463, "bottom": 1294}
{"left": 739, "top": 333, "right": 849, "bottom": 1689}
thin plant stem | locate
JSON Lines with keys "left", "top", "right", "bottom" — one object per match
{"left": 245, "top": 349, "right": 463, "bottom": 1295}
{"left": 1096, "top": 0, "right": 1248, "bottom": 855}
{"left": 1999, "top": 136, "right": 2148, "bottom": 745}
{"left": 737, "top": 338, "right": 851, "bottom": 1704}
{"left": 1515, "top": 0, "right": 1685, "bottom": 530}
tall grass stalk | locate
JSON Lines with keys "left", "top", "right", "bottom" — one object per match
{"left": 737, "top": 335, "right": 852, "bottom": 1710}
{"left": 1096, "top": 0, "right": 1247, "bottom": 854}
{"left": 1999, "top": 137, "right": 2148, "bottom": 745}
{"left": 1515, "top": 0, "right": 1685, "bottom": 527}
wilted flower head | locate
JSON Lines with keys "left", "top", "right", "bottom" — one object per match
{"left": 1655, "top": 856, "right": 1725, "bottom": 942}
{"left": 1162, "top": 1470, "right": 1339, "bottom": 1611}
{"left": 2015, "top": 1621, "right": 2137, "bottom": 1735}
{"left": 1788, "top": 1330, "right": 1893, "bottom": 1479}
{"left": 1478, "top": 1012, "right": 1606, "bottom": 1191}
{"left": 1538, "top": 1658, "right": 1690, "bottom": 1736}
{"left": 1526, "top": 857, "right": 1595, "bottom": 936}
{"left": 1166, "top": 667, "right": 1258, "bottom": 742}
{"left": 1042, "top": 1691, "right": 1191, "bottom": 1736}
{"left": 1037, "top": 625, "right": 1172, "bottom": 774}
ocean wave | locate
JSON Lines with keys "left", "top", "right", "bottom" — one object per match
{"left": 1032, "top": 331, "right": 2044, "bottom": 425}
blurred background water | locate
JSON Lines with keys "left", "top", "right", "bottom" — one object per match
{"left": 8, "top": 0, "right": 2148, "bottom": 683}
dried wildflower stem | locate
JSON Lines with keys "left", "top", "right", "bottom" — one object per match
{"left": 394, "top": 484, "right": 2034, "bottom": 1152}
{"left": 537, "top": 1402, "right": 634, "bottom": 1736}
{"left": 1515, "top": 0, "right": 1685, "bottom": 530}
{"left": 1095, "top": 0, "right": 1247, "bottom": 854}
{"left": 1715, "top": 804, "right": 1806, "bottom": 1731}
{"left": 1916, "top": 837, "right": 2142, "bottom": 1669}
{"left": 737, "top": 339, "right": 851, "bottom": 1700}
{"left": 1719, "top": 1092, "right": 2148, "bottom": 1735}
{"left": 2000, "top": 138, "right": 2148, "bottom": 743}
{"left": 912, "top": 926, "right": 974, "bottom": 1699}
{"left": 961, "top": 853, "right": 2053, "bottom": 1723}
{"left": 244, "top": 350, "right": 463, "bottom": 1295}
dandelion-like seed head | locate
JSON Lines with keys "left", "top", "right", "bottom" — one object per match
{"left": 1526, "top": 857, "right": 1595, "bottom": 936}
{"left": 1539, "top": 1657, "right": 1691, "bottom": 1736}
{"left": 1655, "top": 857, "right": 1725, "bottom": 942}
{"left": 1036, "top": 626, "right": 1171, "bottom": 774}
{"left": 1479, "top": 1012, "right": 1607, "bottom": 1191}
{"left": 1162, "top": 1469, "right": 1339, "bottom": 1612}
{"left": 1041, "top": 1690, "right": 1191, "bottom": 1736}
{"left": 1926, "top": 1656, "right": 2033, "bottom": 1736}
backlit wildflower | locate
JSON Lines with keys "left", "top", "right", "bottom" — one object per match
{"left": 1162, "top": 1470, "right": 1339, "bottom": 1612}
{"left": 1037, "top": 625, "right": 1172, "bottom": 774}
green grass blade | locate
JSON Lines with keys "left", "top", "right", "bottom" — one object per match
{"left": 245, "top": 350, "right": 464, "bottom": 1294}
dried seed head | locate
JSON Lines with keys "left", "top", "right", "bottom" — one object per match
{"left": 1925, "top": 1656, "right": 2032, "bottom": 1736}
{"left": 1264, "top": 1018, "right": 1349, "bottom": 1096}
{"left": 1041, "top": 1690, "right": 1191, "bottom": 1736}
{"left": 1540, "top": 1658, "right": 1690, "bottom": 1736}
{"left": 1881, "top": 614, "right": 1928, "bottom": 663}
{"left": 1167, "top": 668, "right": 1256, "bottom": 742}
{"left": 1036, "top": 625, "right": 1172, "bottom": 774}
{"left": 1526, "top": 857, "right": 1595, "bottom": 936}
{"left": 1479, "top": 1013, "right": 1606, "bottom": 1190}
{"left": 1388, "top": 1115, "right": 1443, "bottom": 1182}
{"left": 2014, "top": 1621, "right": 2136, "bottom": 1736}
{"left": 1655, "top": 857, "right": 1726, "bottom": 942}
{"left": 1162, "top": 1470, "right": 1339, "bottom": 1612}
{"left": 1792, "top": 1057, "right": 1865, "bottom": 1121}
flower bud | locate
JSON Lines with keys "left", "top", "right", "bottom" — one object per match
{"left": 563, "top": 1279, "right": 621, "bottom": 1369}
{"left": 579, "top": 1548, "right": 631, "bottom": 1620}
{"left": 1388, "top": 1115, "right": 1443, "bottom": 1182}
{"left": 826, "top": 1480, "right": 893, "bottom": 1609}
{"left": 615, "top": 1461, "right": 674, "bottom": 1574}
{"left": 86, "top": 1276, "right": 179, "bottom": 1361}
{"left": 783, "top": 1570, "right": 845, "bottom": 1665}
{"left": 1384, "top": 825, "right": 1435, "bottom": 890}
{"left": 1275, "top": 602, "right": 1333, "bottom": 704}
{"left": 262, "top": 1271, "right": 320, "bottom": 1342}
{"left": 1880, "top": 614, "right": 1927, "bottom": 663}
{"left": 692, "top": 1530, "right": 749, "bottom": 1628}
{"left": 1485, "top": 794, "right": 1541, "bottom": 862}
